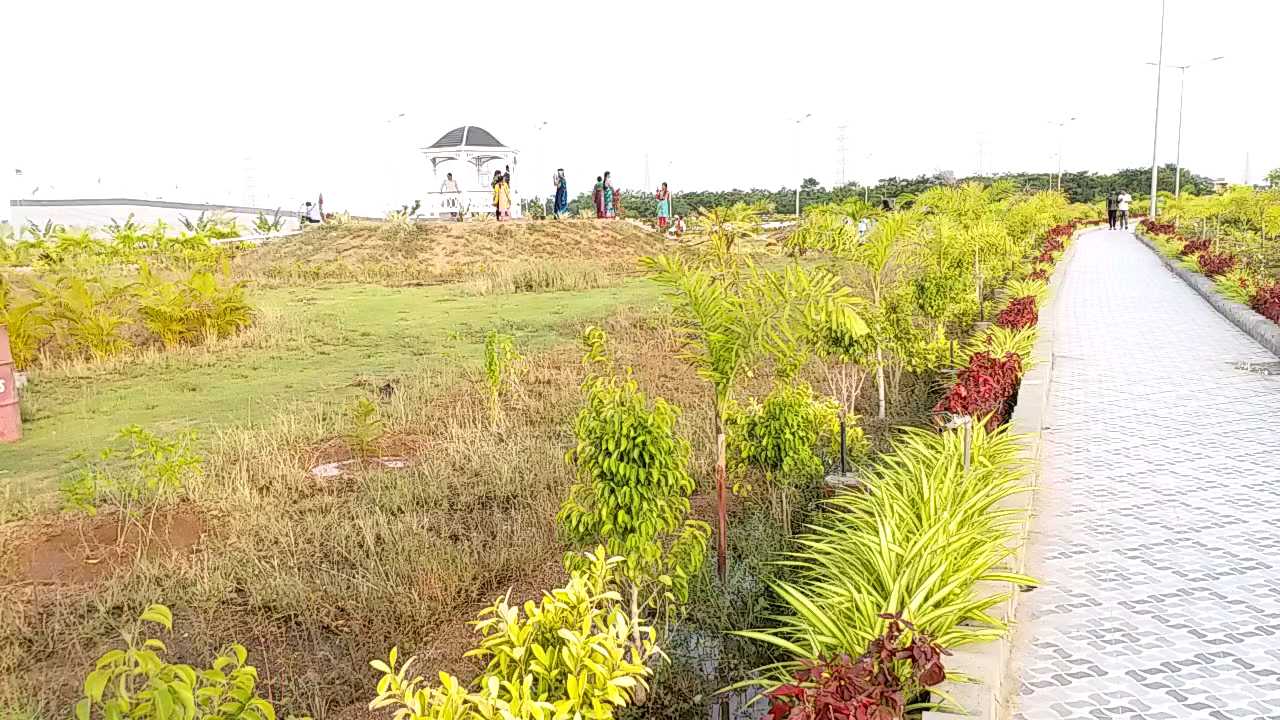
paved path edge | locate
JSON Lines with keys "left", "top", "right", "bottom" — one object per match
{"left": 923, "top": 225, "right": 1096, "bottom": 720}
{"left": 1133, "top": 229, "right": 1280, "bottom": 359}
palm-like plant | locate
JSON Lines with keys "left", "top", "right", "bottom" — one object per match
{"left": 689, "top": 201, "right": 765, "bottom": 267}
{"left": 849, "top": 211, "right": 917, "bottom": 419}
{"left": 39, "top": 277, "right": 133, "bottom": 360}
{"left": 643, "top": 254, "right": 863, "bottom": 580}
{"left": 801, "top": 279, "right": 874, "bottom": 421}
{"left": 2, "top": 301, "right": 52, "bottom": 369}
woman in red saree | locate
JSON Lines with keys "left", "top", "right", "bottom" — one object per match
{"left": 592, "top": 176, "right": 605, "bottom": 218}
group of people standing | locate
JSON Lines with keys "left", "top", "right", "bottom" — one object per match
{"left": 592, "top": 172, "right": 618, "bottom": 219}
{"left": 1106, "top": 190, "right": 1133, "bottom": 230}
{"left": 548, "top": 171, "right": 679, "bottom": 234}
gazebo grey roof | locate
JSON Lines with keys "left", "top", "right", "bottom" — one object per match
{"left": 422, "top": 126, "right": 515, "bottom": 172}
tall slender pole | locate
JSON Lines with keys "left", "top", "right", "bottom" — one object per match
{"left": 794, "top": 114, "right": 811, "bottom": 217}
{"left": 1056, "top": 133, "right": 1063, "bottom": 192}
{"left": 1149, "top": 0, "right": 1167, "bottom": 218}
{"left": 1174, "top": 68, "right": 1186, "bottom": 197}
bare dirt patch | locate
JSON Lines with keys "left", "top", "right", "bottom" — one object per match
{"left": 3, "top": 509, "right": 206, "bottom": 587}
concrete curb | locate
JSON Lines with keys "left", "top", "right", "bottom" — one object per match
{"left": 1132, "top": 230, "right": 1280, "bottom": 359}
{"left": 921, "top": 225, "right": 1096, "bottom": 720}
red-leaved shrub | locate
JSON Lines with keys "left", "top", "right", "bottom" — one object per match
{"left": 1140, "top": 219, "right": 1177, "bottom": 235}
{"left": 1196, "top": 251, "right": 1237, "bottom": 277}
{"left": 1027, "top": 267, "right": 1049, "bottom": 282}
{"left": 1251, "top": 281, "right": 1280, "bottom": 325}
{"left": 995, "top": 296, "right": 1038, "bottom": 330}
{"left": 934, "top": 351, "right": 1023, "bottom": 431}
{"left": 1179, "top": 237, "right": 1211, "bottom": 256}
{"left": 1044, "top": 223, "right": 1075, "bottom": 240}
{"left": 767, "top": 614, "right": 948, "bottom": 720}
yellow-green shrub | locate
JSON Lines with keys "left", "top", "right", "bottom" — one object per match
{"left": 74, "top": 604, "right": 282, "bottom": 720}
{"left": 369, "top": 550, "right": 652, "bottom": 720}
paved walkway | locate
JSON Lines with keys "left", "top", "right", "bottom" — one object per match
{"left": 1014, "top": 229, "right": 1280, "bottom": 720}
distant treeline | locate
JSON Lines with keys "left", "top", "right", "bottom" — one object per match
{"left": 536, "top": 165, "right": 1211, "bottom": 219}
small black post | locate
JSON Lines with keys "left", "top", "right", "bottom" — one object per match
{"left": 839, "top": 415, "right": 848, "bottom": 475}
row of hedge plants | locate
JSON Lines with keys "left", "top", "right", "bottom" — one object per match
{"left": 1139, "top": 216, "right": 1280, "bottom": 327}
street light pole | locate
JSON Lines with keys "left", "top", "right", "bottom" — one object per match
{"left": 1166, "top": 56, "right": 1224, "bottom": 197}
{"left": 1052, "top": 117, "right": 1077, "bottom": 192}
{"left": 385, "top": 112, "right": 408, "bottom": 212}
{"left": 1173, "top": 67, "right": 1186, "bottom": 198}
{"left": 1146, "top": 54, "right": 1223, "bottom": 197}
{"left": 1148, "top": 0, "right": 1167, "bottom": 218}
{"left": 794, "top": 113, "right": 812, "bottom": 217}
{"left": 528, "top": 121, "right": 548, "bottom": 215}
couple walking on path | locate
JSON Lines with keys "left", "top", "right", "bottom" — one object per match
{"left": 1106, "top": 190, "right": 1132, "bottom": 230}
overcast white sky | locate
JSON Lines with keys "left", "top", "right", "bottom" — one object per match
{"left": 3, "top": 0, "right": 1276, "bottom": 216}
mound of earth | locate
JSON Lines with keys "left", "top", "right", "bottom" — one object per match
{"left": 235, "top": 219, "right": 667, "bottom": 283}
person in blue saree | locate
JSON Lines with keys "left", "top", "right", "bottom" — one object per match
{"left": 553, "top": 169, "right": 568, "bottom": 218}
{"left": 603, "top": 171, "right": 615, "bottom": 218}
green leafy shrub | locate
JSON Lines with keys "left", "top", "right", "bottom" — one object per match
{"left": 343, "top": 397, "right": 384, "bottom": 460}
{"left": 727, "top": 381, "right": 863, "bottom": 532}
{"left": 369, "top": 550, "right": 652, "bottom": 720}
{"left": 911, "top": 270, "right": 971, "bottom": 327}
{"left": 61, "top": 425, "right": 203, "bottom": 543}
{"left": 252, "top": 210, "right": 285, "bottom": 234}
{"left": 74, "top": 604, "right": 283, "bottom": 720}
{"left": 558, "top": 327, "right": 711, "bottom": 641}
{"left": 481, "top": 331, "right": 521, "bottom": 427}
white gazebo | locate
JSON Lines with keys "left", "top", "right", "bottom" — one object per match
{"left": 421, "top": 125, "right": 520, "bottom": 219}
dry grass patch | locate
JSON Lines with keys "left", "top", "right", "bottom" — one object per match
{"left": 0, "top": 300, "right": 942, "bottom": 719}
{"left": 458, "top": 261, "right": 615, "bottom": 296}
{"left": 0, "top": 311, "right": 710, "bottom": 719}
{"left": 234, "top": 220, "right": 667, "bottom": 288}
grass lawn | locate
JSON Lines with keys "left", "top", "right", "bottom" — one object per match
{"left": 0, "top": 279, "right": 661, "bottom": 496}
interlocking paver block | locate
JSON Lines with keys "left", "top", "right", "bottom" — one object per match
{"left": 1012, "top": 229, "right": 1280, "bottom": 718}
